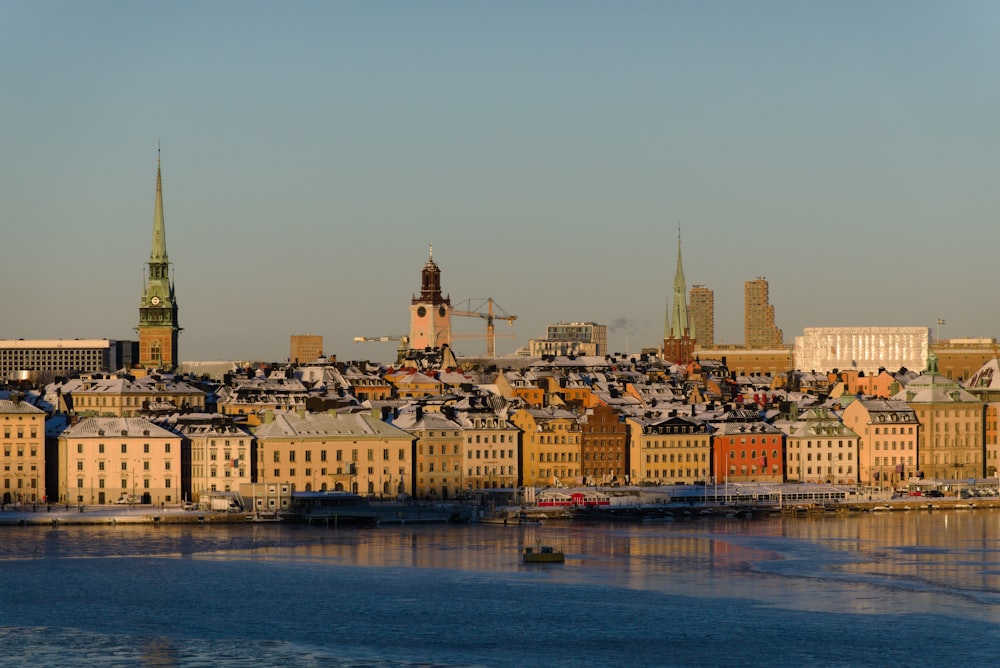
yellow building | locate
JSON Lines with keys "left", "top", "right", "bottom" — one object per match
{"left": 842, "top": 399, "right": 919, "bottom": 487}
{"left": 455, "top": 408, "right": 520, "bottom": 491}
{"left": 894, "top": 354, "right": 985, "bottom": 479}
{"left": 776, "top": 407, "right": 860, "bottom": 485}
{"left": 391, "top": 407, "right": 465, "bottom": 499}
{"left": 67, "top": 374, "right": 206, "bottom": 417}
{"left": 160, "top": 413, "right": 254, "bottom": 502}
{"left": 1, "top": 394, "right": 47, "bottom": 505}
{"left": 625, "top": 413, "right": 711, "bottom": 485}
{"left": 255, "top": 410, "right": 414, "bottom": 497}
{"left": 510, "top": 408, "right": 581, "bottom": 487}
{"left": 58, "top": 417, "right": 182, "bottom": 506}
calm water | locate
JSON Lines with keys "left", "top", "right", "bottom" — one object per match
{"left": 3, "top": 509, "right": 1000, "bottom": 667}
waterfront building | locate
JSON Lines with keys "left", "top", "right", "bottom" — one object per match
{"left": 711, "top": 414, "right": 785, "bottom": 483}
{"left": 254, "top": 410, "right": 414, "bottom": 497}
{"left": 137, "top": 154, "right": 181, "bottom": 370}
{"left": 290, "top": 335, "right": 324, "bottom": 364}
{"left": 794, "top": 327, "right": 929, "bottom": 376}
{"left": 510, "top": 407, "right": 582, "bottom": 487}
{"left": 391, "top": 407, "right": 464, "bottom": 499}
{"left": 842, "top": 399, "right": 920, "bottom": 487}
{"left": 626, "top": 413, "right": 711, "bottom": 485}
{"left": 58, "top": 416, "right": 181, "bottom": 506}
{"left": 0, "top": 394, "right": 47, "bottom": 504}
{"left": 157, "top": 413, "right": 254, "bottom": 503}
{"left": 744, "top": 278, "right": 783, "bottom": 349}
{"left": 409, "top": 245, "right": 453, "bottom": 350}
{"left": 580, "top": 405, "right": 628, "bottom": 485}
{"left": 987, "top": 403, "right": 1000, "bottom": 478}
{"left": 528, "top": 322, "right": 608, "bottom": 357}
{"left": 965, "top": 358, "right": 1000, "bottom": 477}
{"left": 453, "top": 406, "right": 520, "bottom": 492}
{"left": 894, "top": 353, "right": 985, "bottom": 479}
{"left": 0, "top": 339, "right": 138, "bottom": 383}
{"left": 61, "top": 374, "right": 206, "bottom": 417}
{"left": 775, "top": 407, "right": 860, "bottom": 485}
{"left": 663, "top": 237, "right": 695, "bottom": 365}
{"left": 688, "top": 285, "right": 714, "bottom": 348}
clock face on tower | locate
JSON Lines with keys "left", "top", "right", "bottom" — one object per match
{"left": 438, "top": 306, "right": 446, "bottom": 317}
{"left": 417, "top": 306, "right": 426, "bottom": 318}
{"left": 150, "top": 296, "right": 161, "bottom": 306}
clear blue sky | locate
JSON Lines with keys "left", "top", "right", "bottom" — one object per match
{"left": 3, "top": 1, "right": 999, "bottom": 362}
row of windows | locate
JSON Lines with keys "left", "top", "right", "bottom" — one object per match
{"left": 76, "top": 443, "right": 172, "bottom": 454}
{"left": 466, "top": 466, "right": 515, "bottom": 476}
{"left": 272, "top": 448, "right": 406, "bottom": 463}
{"left": 646, "top": 468, "right": 708, "bottom": 479}
{"left": 727, "top": 465, "right": 781, "bottom": 475}
{"left": 583, "top": 452, "right": 624, "bottom": 461}
{"left": 646, "top": 453, "right": 706, "bottom": 463}
{"left": 873, "top": 457, "right": 914, "bottom": 466}
{"left": 465, "top": 434, "right": 512, "bottom": 444}
{"left": 76, "top": 478, "right": 168, "bottom": 489}
{"left": 791, "top": 466, "right": 854, "bottom": 476}
{"left": 729, "top": 449, "right": 780, "bottom": 460}
{"left": 2, "top": 428, "right": 37, "bottom": 438}
{"left": 874, "top": 441, "right": 913, "bottom": 450}
{"left": 530, "top": 452, "right": 581, "bottom": 463}
{"left": 76, "top": 460, "right": 169, "bottom": 471}
{"left": 2, "top": 447, "right": 38, "bottom": 457}
{"left": 642, "top": 439, "right": 707, "bottom": 448}
{"left": 874, "top": 426, "right": 915, "bottom": 435}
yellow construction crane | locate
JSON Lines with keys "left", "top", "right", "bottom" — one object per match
{"left": 353, "top": 335, "right": 410, "bottom": 364}
{"left": 451, "top": 298, "right": 517, "bottom": 357}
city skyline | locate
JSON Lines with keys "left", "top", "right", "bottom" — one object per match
{"left": 4, "top": 2, "right": 999, "bottom": 362}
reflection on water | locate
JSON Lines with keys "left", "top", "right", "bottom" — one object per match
{"left": 3, "top": 510, "right": 1000, "bottom": 666}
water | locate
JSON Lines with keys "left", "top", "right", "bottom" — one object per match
{"left": 3, "top": 510, "right": 1000, "bottom": 667}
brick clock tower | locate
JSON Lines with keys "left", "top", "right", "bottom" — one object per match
{"left": 408, "top": 245, "right": 452, "bottom": 350}
{"left": 137, "top": 153, "right": 181, "bottom": 370}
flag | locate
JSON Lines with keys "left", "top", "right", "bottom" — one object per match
{"left": 937, "top": 319, "right": 946, "bottom": 325}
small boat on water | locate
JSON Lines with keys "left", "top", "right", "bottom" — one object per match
{"left": 523, "top": 545, "right": 564, "bottom": 563}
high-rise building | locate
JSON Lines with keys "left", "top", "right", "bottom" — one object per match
{"left": 663, "top": 236, "right": 694, "bottom": 364}
{"left": 290, "top": 335, "right": 323, "bottom": 364}
{"left": 137, "top": 153, "right": 181, "bottom": 369}
{"left": 744, "top": 277, "right": 783, "bottom": 349}
{"left": 408, "top": 245, "right": 452, "bottom": 350}
{"left": 689, "top": 285, "right": 714, "bottom": 348}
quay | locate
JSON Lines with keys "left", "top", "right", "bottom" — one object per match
{"left": 0, "top": 505, "right": 255, "bottom": 527}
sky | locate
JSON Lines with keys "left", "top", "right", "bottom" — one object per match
{"left": 3, "top": 1, "right": 1000, "bottom": 363}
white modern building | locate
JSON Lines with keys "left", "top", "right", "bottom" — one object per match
{"left": 794, "top": 327, "right": 929, "bottom": 375}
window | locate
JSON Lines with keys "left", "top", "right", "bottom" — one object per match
{"left": 144, "top": 443, "right": 150, "bottom": 454}
{"left": 121, "top": 444, "right": 127, "bottom": 454}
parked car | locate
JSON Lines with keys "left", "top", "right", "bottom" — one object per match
{"left": 925, "top": 490, "right": 945, "bottom": 498}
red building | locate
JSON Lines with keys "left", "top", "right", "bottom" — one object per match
{"left": 712, "top": 420, "right": 785, "bottom": 483}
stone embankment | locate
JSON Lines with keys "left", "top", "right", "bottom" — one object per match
{"left": 0, "top": 505, "right": 253, "bottom": 526}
